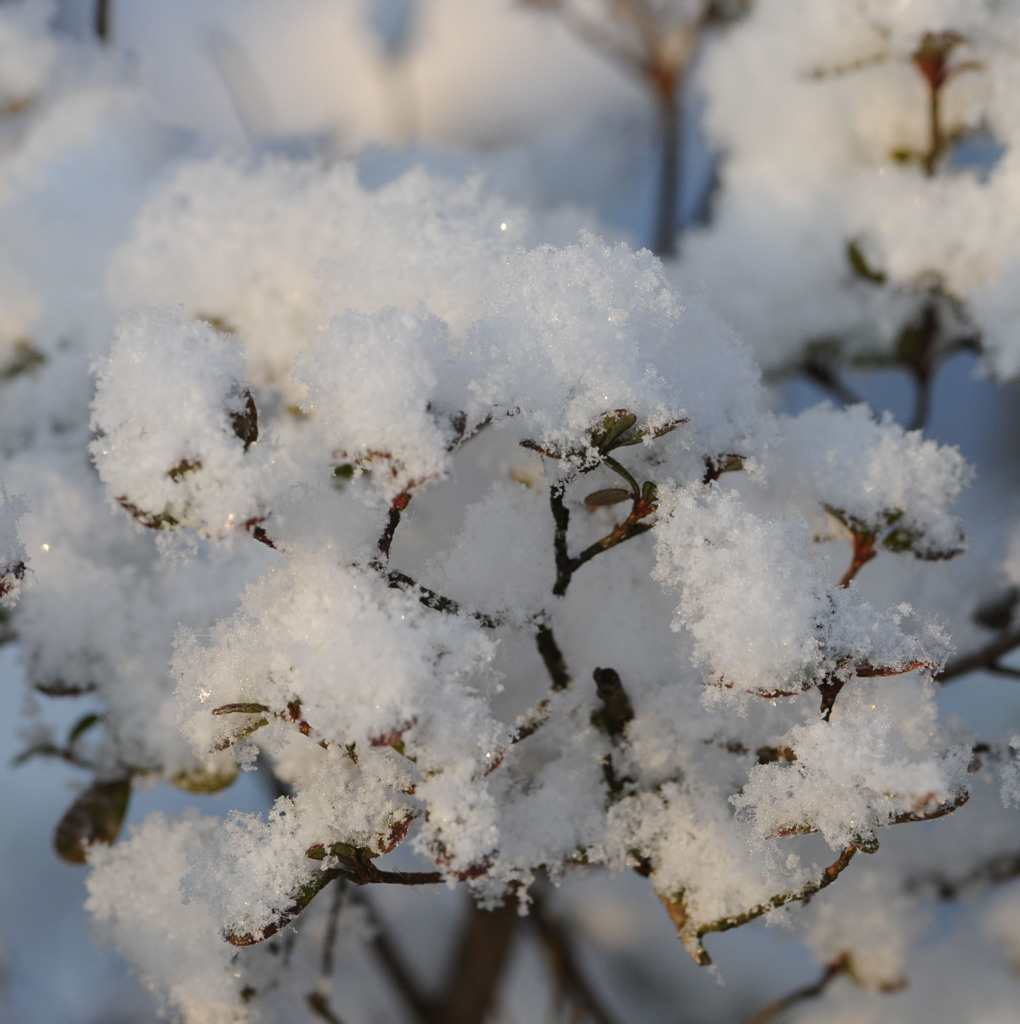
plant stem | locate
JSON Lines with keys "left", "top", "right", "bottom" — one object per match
{"left": 424, "top": 900, "right": 520, "bottom": 1024}
{"left": 746, "top": 954, "right": 850, "bottom": 1024}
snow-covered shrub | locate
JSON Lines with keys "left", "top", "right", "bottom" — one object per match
{"left": 1, "top": 3, "right": 1019, "bottom": 1024}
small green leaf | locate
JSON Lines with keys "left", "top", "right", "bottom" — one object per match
{"left": 212, "top": 702, "right": 271, "bottom": 716}
{"left": 116, "top": 497, "right": 180, "bottom": 531}
{"left": 167, "top": 459, "right": 202, "bottom": 482}
{"left": 170, "top": 760, "right": 239, "bottom": 794}
{"left": 846, "top": 239, "right": 887, "bottom": 285}
{"left": 584, "top": 487, "right": 632, "bottom": 508}
{"left": 890, "top": 147, "right": 919, "bottom": 165}
{"left": 230, "top": 389, "right": 259, "bottom": 451}
{"left": 67, "top": 713, "right": 102, "bottom": 746}
{"left": 54, "top": 778, "right": 131, "bottom": 864}
{"left": 332, "top": 463, "right": 355, "bottom": 481}
{"left": 1, "top": 339, "right": 46, "bottom": 380}
{"left": 591, "top": 411, "right": 639, "bottom": 453}
{"left": 641, "top": 481, "right": 658, "bottom": 502}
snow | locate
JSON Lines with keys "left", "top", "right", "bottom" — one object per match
{"left": 0, "top": 2, "right": 1017, "bottom": 1023}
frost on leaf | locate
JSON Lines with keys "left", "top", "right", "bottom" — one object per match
{"left": 0, "top": 483, "right": 27, "bottom": 607}
{"left": 774, "top": 404, "right": 970, "bottom": 561}
{"left": 732, "top": 712, "right": 970, "bottom": 850}
{"left": 91, "top": 310, "right": 268, "bottom": 539}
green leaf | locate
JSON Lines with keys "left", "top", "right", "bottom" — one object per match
{"left": 116, "top": 497, "right": 180, "bottom": 531}
{"left": 212, "top": 702, "right": 271, "bottom": 715}
{"left": 584, "top": 487, "right": 632, "bottom": 508}
{"left": 167, "top": 459, "right": 202, "bottom": 482}
{"left": 846, "top": 239, "right": 887, "bottom": 285}
{"left": 170, "top": 760, "right": 239, "bottom": 794}
{"left": 1, "top": 339, "right": 46, "bottom": 381}
{"left": 590, "top": 410, "right": 639, "bottom": 454}
{"left": 53, "top": 778, "right": 131, "bottom": 864}
{"left": 67, "top": 713, "right": 102, "bottom": 746}
{"left": 230, "top": 389, "right": 259, "bottom": 450}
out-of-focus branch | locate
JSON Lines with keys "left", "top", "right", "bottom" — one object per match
{"left": 938, "top": 625, "right": 1020, "bottom": 683}
{"left": 423, "top": 901, "right": 520, "bottom": 1024}
{"left": 747, "top": 953, "right": 850, "bottom": 1024}
{"left": 95, "top": 0, "right": 111, "bottom": 44}
{"left": 530, "top": 885, "right": 622, "bottom": 1024}
{"left": 520, "top": 0, "right": 721, "bottom": 255}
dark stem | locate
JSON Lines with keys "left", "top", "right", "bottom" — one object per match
{"left": 377, "top": 491, "right": 412, "bottom": 564}
{"left": 424, "top": 901, "right": 520, "bottom": 1024}
{"left": 530, "top": 886, "right": 623, "bottom": 1024}
{"left": 747, "top": 954, "right": 850, "bottom": 1024}
{"left": 924, "top": 77, "right": 941, "bottom": 177}
{"left": 320, "top": 879, "right": 345, "bottom": 980}
{"left": 938, "top": 625, "right": 1020, "bottom": 683}
{"left": 536, "top": 621, "right": 572, "bottom": 691}
{"left": 95, "top": 0, "right": 111, "bottom": 43}
{"left": 356, "top": 891, "right": 432, "bottom": 1022}
{"left": 551, "top": 483, "right": 574, "bottom": 596}
{"left": 550, "top": 480, "right": 657, "bottom": 599}
{"left": 909, "top": 849, "right": 1020, "bottom": 900}
{"left": 653, "top": 85, "right": 680, "bottom": 258}
{"left": 306, "top": 992, "right": 350, "bottom": 1024}
{"left": 387, "top": 570, "right": 500, "bottom": 628}
{"left": 802, "top": 356, "right": 866, "bottom": 407}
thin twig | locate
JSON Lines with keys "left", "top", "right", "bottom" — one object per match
{"left": 355, "top": 890, "right": 432, "bottom": 1022}
{"left": 746, "top": 954, "right": 850, "bottom": 1024}
{"left": 375, "top": 491, "right": 412, "bottom": 564}
{"left": 536, "top": 621, "right": 571, "bottom": 691}
{"left": 94, "top": 0, "right": 111, "bottom": 43}
{"left": 801, "top": 357, "right": 866, "bottom": 407}
{"left": 321, "top": 879, "right": 345, "bottom": 982}
{"left": 938, "top": 625, "right": 1020, "bottom": 683}
{"left": 387, "top": 570, "right": 501, "bottom": 628}
{"left": 306, "top": 992, "right": 350, "bottom": 1024}
{"left": 663, "top": 845, "right": 859, "bottom": 965}
{"left": 550, "top": 482, "right": 656, "bottom": 597}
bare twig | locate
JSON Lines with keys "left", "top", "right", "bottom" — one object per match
{"left": 376, "top": 491, "right": 412, "bottom": 563}
{"left": 747, "top": 954, "right": 850, "bottom": 1024}
{"left": 387, "top": 569, "right": 501, "bottom": 628}
{"left": 354, "top": 890, "right": 432, "bottom": 1021}
{"left": 837, "top": 530, "right": 877, "bottom": 589}
{"left": 801, "top": 355, "right": 867, "bottom": 408}
{"left": 95, "top": 0, "right": 111, "bottom": 44}
{"left": 306, "top": 992, "right": 350, "bottom": 1024}
{"left": 938, "top": 625, "right": 1020, "bottom": 683}
{"left": 909, "top": 849, "right": 1020, "bottom": 900}
{"left": 550, "top": 482, "right": 657, "bottom": 597}
{"left": 536, "top": 621, "right": 572, "bottom": 692}
{"left": 662, "top": 845, "right": 859, "bottom": 965}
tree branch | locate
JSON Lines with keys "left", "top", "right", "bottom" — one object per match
{"left": 661, "top": 845, "right": 859, "bottom": 965}
{"left": 938, "top": 625, "right": 1020, "bottom": 683}
{"left": 746, "top": 954, "right": 850, "bottom": 1024}
{"left": 387, "top": 570, "right": 501, "bottom": 628}
{"left": 536, "top": 621, "right": 571, "bottom": 691}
